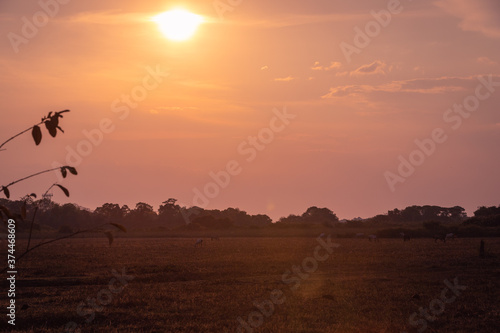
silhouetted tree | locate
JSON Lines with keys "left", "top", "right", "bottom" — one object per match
{"left": 278, "top": 214, "right": 301, "bottom": 224}
{"left": 474, "top": 205, "right": 500, "bottom": 217}
{"left": 121, "top": 204, "right": 131, "bottom": 217}
{"left": 125, "top": 202, "right": 157, "bottom": 227}
{"left": 158, "top": 198, "right": 185, "bottom": 229}
{"left": 94, "top": 203, "right": 124, "bottom": 222}
{"left": 277, "top": 207, "right": 338, "bottom": 226}
{"left": 463, "top": 205, "right": 500, "bottom": 227}
{"left": 386, "top": 205, "right": 467, "bottom": 223}
{"left": 301, "top": 206, "right": 339, "bottom": 226}
{"left": 367, "top": 214, "right": 391, "bottom": 224}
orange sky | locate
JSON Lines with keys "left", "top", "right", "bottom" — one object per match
{"left": 1, "top": 0, "right": 499, "bottom": 220}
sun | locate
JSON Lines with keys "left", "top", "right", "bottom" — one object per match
{"left": 153, "top": 9, "right": 204, "bottom": 41}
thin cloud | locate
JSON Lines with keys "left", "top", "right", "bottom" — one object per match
{"left": 223, "top": 12, "right": 367, "bottom": 29}
{"left": 311, "top": 61, "right": 342, "bottom": 71}
{"left": 350, "top": 61, "right": 386, "bottom": 76}
{"left": 322, "top": 85, "right": 375, "bottom": 98}
{"left": 274, "top": 76, "right": 295, "bottom": 82}
{"left": 322, "top": 75, "right": 481, "bottom": 98}
{"left": 477, "top": 56, "right": 498, "bottom": 65}
{"left": 65, "top": 11, "right": 150, "bottom": 25}
{"left": 220, "top": 9, "right": 440, "bottom": 29}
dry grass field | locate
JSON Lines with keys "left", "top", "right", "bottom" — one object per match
{"left": 2, "top": 236, "right": 500, "bottom": 332}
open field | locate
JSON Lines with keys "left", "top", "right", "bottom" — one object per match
{"left": 2, "top": 237, "right": 500, "bottom": 332}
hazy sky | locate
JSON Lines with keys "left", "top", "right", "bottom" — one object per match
{"left": 1, "top": 0, "right": 499, "bottom": 220}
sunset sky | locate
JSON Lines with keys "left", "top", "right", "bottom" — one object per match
{"left": 1, "top": 0, "right": 499, "bottom": 220}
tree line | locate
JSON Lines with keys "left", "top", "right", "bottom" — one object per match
{"left": 0, "top": 197, "right": 273, "bottom": 232}
{"left": 1, "top": 196, "right": 498, "bottom": 233}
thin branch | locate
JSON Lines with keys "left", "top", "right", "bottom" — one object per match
{"left": 1, "top": 224, "right": 111, "bottom": 274}
{"left": 0, "top": 167, "right": 61, "bottom": 194}
{"left": 15, "top": 229, "right": 89, "bottom": 265}
{"left": 26, "top": 206, "right": 39, "bottom": 252}
{"left": 0, "top": 122, "right": 42, "bottom": 150}
{"left": 42, "top": 184, "right": 57, "bottom": 197}
{"left": 26, "top": 183, "right": 57, "bottom": 251}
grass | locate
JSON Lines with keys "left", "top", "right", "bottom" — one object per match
{"left": 1, "top": 237, "right": 499, "bottom": 332}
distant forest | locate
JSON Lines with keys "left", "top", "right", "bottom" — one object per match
{"left": 1, "top": 197, "right": 499, "bottom": 237}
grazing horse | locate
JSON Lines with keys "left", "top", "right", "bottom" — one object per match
{"left": 434, "top": 234, "right": 446, "bottom": 243}
{"left": 368, "top": 234, "right": 378, "bottom": 242}
{"left": 195, "top": 239, "right": 203, "bottom": 247}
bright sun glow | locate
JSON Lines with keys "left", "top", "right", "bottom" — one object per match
{"left": 153, "top": 9, "right": 204, "bottom": 41}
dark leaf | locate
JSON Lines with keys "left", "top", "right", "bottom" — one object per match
{"left": 30, "top": 193, "right": 37, "bottom": 198}
{"left": 104, "top": 231, "right": 113, "bottom": 245}
{"left": 42, "top": 110, "right": 69, "bottom": 138}
{"left": 44, "top": 120, "right": 57, "bottom": 137}
{"left": 55, "top": 184, "right": 70, "bottom": 197}
{"left": 110, "top": 223, "right": 127, "bottom": 233}
{"left": 2, "top": 186, "right": 10, "bottom": 199}
{"left": 67, "top": 166, "right": 78, "bottom": 175}
{"left": 32, "top": 125, "right": 42, "bottom": 145}
{"left": 61, "top": 167, "right": 67, "bottom": 178}
{"left": 51, "top": 114, "right": 60, "bottom": 126}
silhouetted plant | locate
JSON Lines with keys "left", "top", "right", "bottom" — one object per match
{"left": 0, "top": 184, "right": 126, "bottom": 273}
{"left": 0, "top": 110, "right": 126, "bottom": 273}
{"left": 0, "top": 110, "right": 76, "bottom": 198}
{"left": 0, "top": 110, "right": 69, "bottom": 150}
